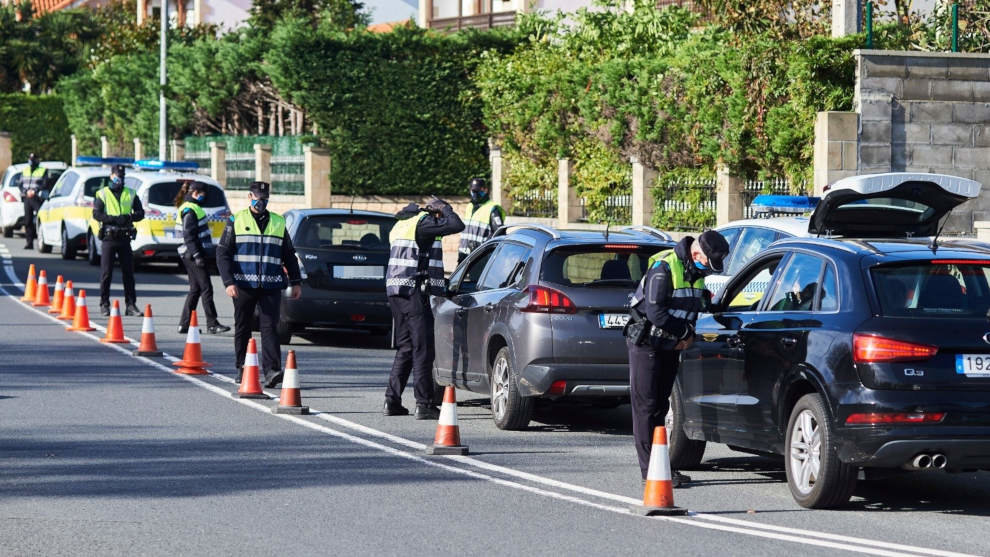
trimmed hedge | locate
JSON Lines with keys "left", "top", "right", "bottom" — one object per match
{"left": 0, "top": 93, "right": 71, "bottom": 163}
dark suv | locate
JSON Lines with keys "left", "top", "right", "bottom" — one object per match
{"left": 667, "top": 173, "right": 990, "bottom": 508}
{"left": 432, "top": 225, "right": 673, "bottom": 429}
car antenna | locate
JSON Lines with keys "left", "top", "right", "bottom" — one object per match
{"left": 604, "top": 221, "right": 610, "bottom": 242}
{"left": 929, "top": 215, "right": 949, "bottom": 252}
{"left": 349, "top": 192, "right": 355, "bottom": 214}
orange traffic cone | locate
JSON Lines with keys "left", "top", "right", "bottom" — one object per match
{"left": 172, "top": 310, "right": 210, "bottom": 375}
{"left": 66, "top": 290, "right": 96, "bottom": 332}
{"left": 273, "top": 350, "right": 308, "bottom": 414}
{"left": 31, "top": 270, "right": 51, "bottom": 307}
{"left": 134, "top": 304, "right": 163, "bottom": 357}
{"left": 633, "top": 426, "right": 687, "bottom": 516}
{"left": 236, "top": 338, "right": 267, "bottom": 399}
{"left": 426, "top": 386, "right": 469, "bottom": 455}
{"left": 20, "top": 263, "right": 36, "bottom": 302}
{"left": 101, "top": 301, "right": 128, "bottom": 343}
{"left": 57, "top": 280, "right": 76, "bottom": 321}
{"left": 48, "top": 275, "right": 65, "bottom": 314}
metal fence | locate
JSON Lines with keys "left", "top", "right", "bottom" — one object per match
{"left": 184, "top": 151, "right": 212, "bottom": 177}
{"left": 578, "top": 194, "right": 632, "bottom": 224}
{"left": 184, "top": 135, "right": 307, "bottom": 195}
{"left": 508, "top": 189, "right": 556, "bottom": 218}
{"left": 650, "top": 177, "right": 717, "bottom": 231}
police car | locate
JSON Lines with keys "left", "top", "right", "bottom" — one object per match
{"left": 35, "top": 157, "right": 133, "bottom": 258}
{"left": 1, "top": 160, "right": 67, "bottom": 238}
{"left": 84, "top": 160, "right": 230, "bottom": 265}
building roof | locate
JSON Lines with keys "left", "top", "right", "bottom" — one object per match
{"left": 367, "top": 19, "right": 412, "bottom": 33}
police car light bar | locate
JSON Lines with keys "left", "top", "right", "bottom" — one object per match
{"left": 76, "top": 156, "right": 135, "bottom": 166}
{"left": 134, "top": 159, "right": 200, "bottom": 171}
{"left": 750, "top": 194, "right": 821, "bottom": 217}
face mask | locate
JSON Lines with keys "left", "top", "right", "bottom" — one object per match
{"left": 470, "top": 190, "right": 487, "bottom": 203}
{"left": 191, "top": 193, "right": 205, "bottom": 204}
{"left": 251, "top": 198, "right": 268, "bottom": 212}
{"left": 111, "top": 176, "right": 124, "bottom": 190}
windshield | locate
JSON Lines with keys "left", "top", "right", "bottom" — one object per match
{"left": 146, "top": 181, "right": 227, "bottom": 208}
{"left": 294, "top": 215, "right": 394, "bottom": 251}
{"left": 541, "top": 245, "right": 659, "bottom": 287}
{"left": 872, "top": 261, "right": 990, "bottom": 318}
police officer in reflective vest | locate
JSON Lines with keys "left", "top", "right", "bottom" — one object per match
{"left": 93, "top": 164, "right": 145, "bottom": 317}
{"left": 175, "top": 179, "right": 229, "bottom": 335}
{"left": 457, "top": 178, "right": 504, "bottom": 263}
{"left": 624, "top": 230, "right": 729, "bottom": 487}
{"left": 216, "top": 181, "right": 302, "bottom": 388}
{"left": 384, "top": 198, "right": 464, "bottom": 419}
{"left": 20, "top": 153, "right": 49, "bottom": 250}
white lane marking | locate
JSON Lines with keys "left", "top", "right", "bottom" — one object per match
{"left": 0, "top": 246, "right": 979, "bottom": 557}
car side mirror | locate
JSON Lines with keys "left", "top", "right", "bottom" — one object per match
{"left": 713, "top": 312, "right": 742, "bottom": 330}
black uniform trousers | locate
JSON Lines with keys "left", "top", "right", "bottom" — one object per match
{"left": 628, "top": 338, "right": 681, "bottom": 479}
{"left": 22, "top": 196, "right": 41, "bottom": 246}
{"left": 100, "top": 239, "right": 137, "bottom": 306}
{"left": 233, "top": 287, "right": 282, "bottom": 373}
{"left": 180, "top": 254, "right": 219, "bottom": 327}
{"left": 386, "top": 292, "right": 436, "bottom": 406}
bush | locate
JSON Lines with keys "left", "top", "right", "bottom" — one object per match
{"left": 0, "top": 93, "right": 71, "bottom": 162}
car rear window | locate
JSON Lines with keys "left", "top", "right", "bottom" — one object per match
{"left": 146, "top": 181, "right": 227, "bottom": 207}
{"left": 872, "top": 261, "right": 990, "bottom": 317}
{"left": 295, "top": 215, "right": 394, "bottom": 251}
{"left": 541, "top": 245, "right": 660, "bottom": 287}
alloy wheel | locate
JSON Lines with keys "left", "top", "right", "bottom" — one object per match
{"left": 491, "top": 356, "right": 509, "bottom": 421}
{"left": 789, "top": 409, "right": 821, "bottom": 496}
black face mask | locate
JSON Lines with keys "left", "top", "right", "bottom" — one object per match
{"left": 110, "top": 176, "right": 124, "bottom": 191}
{"left": 470, "top": 189, "right": 487, "bottom": 204}
{"left": 250, "top": 198, "right": 268, "bottom": 213}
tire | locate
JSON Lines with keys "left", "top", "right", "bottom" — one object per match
{"left": 60, "top": 227, "right": 77, "bottom": 260}
{"left": 276, "top": 317, "right": 293, "bottom": 345}
{"left": 489, "top": 346, "right": 534, "bottom": 430}
{"left": 666, "top": 384, "right": 706, "bottom": 469}
{"left": 785, "top": 393, "right": 857, "bottom": 509}
{"left": 37, "top": 220, "right": 52, "bottom": 253}
{"left": 2, "top": 225, "right": 11, "bottom": 238}
{"left": 87, "top": 233, "right": 99, "bottom": 266}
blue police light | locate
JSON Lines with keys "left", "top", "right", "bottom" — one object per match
{"left": 134, "top": 159, "right": 200, "bottom": 171}
{"left": 76, "top": 156, "right": 135, "bottom": 166}
{"left": 750, "top": 194, "right": 821, "bottom": 217}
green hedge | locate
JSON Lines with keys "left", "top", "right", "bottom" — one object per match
{"left": 0, "top": 93, "right": 71, "bottom": 163}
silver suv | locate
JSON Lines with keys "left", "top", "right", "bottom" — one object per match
{"left": 432, "top": 225, "right": 674, "bottom": 429}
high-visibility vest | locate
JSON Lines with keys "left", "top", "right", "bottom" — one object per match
{"left": 175, "top": 201, "right": 212, "bottom": 256}
{"left": 458, "top": 200, "right": 504, "bottom": 255}
{"left": 231, "top": 209, "right": 287, "bottom": 289}
{"left": 96, "top": 187, "right": 135, "bottom": 216}
{"left": 631, "top": 249, "right": 706, "bottom": 324}
{"left": 386, "top": 211, "right": 444, "bottom": 297}
{"left": 22, "top": 166, "right": 46, "bottom": 191}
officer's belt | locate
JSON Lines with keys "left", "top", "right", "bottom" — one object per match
{"left": 649, "top": 326, "right": 678, "bottom": 341}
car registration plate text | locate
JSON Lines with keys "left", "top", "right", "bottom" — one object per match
{"left": 599, "top": 313, "right": 629, "bottom": 329}
{"left": 331, "top": 265, "right": 384, "bottom": 280}
{"left": 955, "top": 354, "right": 990, "bottom": 377}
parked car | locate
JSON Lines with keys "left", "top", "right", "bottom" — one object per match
{"left": 432, "top": 224, "right": 674, "bottom": 429}
{"left": 667, "top": 172, "right": 990, "bottom": 509}
{"left": 1, "top": 161, "right": 67, "bottom": 238}
{"left": 277, "top": 209, "right": 396, "bottom": 344}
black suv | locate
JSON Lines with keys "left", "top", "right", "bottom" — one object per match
{"left": 667, "top": 173, "right": 990, "bottom": 508}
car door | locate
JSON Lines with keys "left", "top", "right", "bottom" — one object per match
{"left": 41, "top": 171, "right": 78, "bottom": 242}
{"left": 469, "top": 241, "right": 532, "bottom": 383}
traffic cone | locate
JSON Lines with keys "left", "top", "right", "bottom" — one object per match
{"left": 66, "top": 290, "right": 96, "bottom": 332}
{"left": 426, "top": 386, "right": 469, "bottom": 455}
{"left": 632, "top": 426, "right": 687, "bottom": 516}
{"left": 31, "top": 270, "right": 50, "bottom": 307}
{"left": 20, "top": 263, "right": 36, "bottom": 302}
{"left": 273, "top": 350, "right": 308, "bottom": 414}
{"left": 48, "top": 275, "right": 64, "bottom": 314}
{"left": 57, "top": 280, "right": 75, "bottom": 321}
{"left": 236, "top": 338, "right": 268, "bottom": 399}
{"left": 100, "top": 301, "right": 128, "bottom": 343}
{"left": 172, "top": 310, "right": 210, "bottom": 375}
{"left": 134, "top": 304, "right": 163, "bottom": 357}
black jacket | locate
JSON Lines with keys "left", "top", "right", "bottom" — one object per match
{"left": 180, "top": 201, "right": 211, "bottom": 259}
{"left": 92, "top": 188, "right": 145, "bottom": 229}
{"left": 394, "top": 202, "right": 465, "bottom": 274}
{"left": 215, "top": 209, "right": 302, "bottom": 289}
{"left": 639, "top": 236, "right": 707, "bottom": 340}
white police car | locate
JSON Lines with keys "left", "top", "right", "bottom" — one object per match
{"left": 1, "top": 160, "right": 67, "bottom": 238}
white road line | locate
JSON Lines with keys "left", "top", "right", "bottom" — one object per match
{"left": 0, "top": 246, "right": 979, "bottom": 557}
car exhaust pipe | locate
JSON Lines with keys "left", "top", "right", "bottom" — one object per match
{"left": 911, "top": 453, "right": 932, "bottom": 469}
{"left": 931, "top": 453, "right": 948, "bottom": 469}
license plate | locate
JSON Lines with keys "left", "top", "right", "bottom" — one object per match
{"left": 956, "top": 354, "right": 990, "bottom": 376}
{"left": 163, "top": 229, "right": 176, "bottom": 238}
{"left": 332, "top": 265, "right": 384, "bottom": 280}
{"left": 599, "top": 313, "right": 629, "bottom": 329}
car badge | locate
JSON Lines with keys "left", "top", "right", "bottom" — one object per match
{"left": 702, "top": 333, "right": 719, "bottom": 343}
{"left": 352, "top": 254, "right": 367, "bottom": 262}
{"left": 983, "top": 332, "right": 990, "bottom": 345}
{"left": 304, "top": 254, "right": 317, "bottom": 260}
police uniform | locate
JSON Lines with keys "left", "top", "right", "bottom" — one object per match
{"left": 177, "top": 186, "right": 228, "bottom": 334}
{"left": 92, "top": 171, "right": 145, "bottom": 315}
{"left": 625, "top": 232, "right": 728, "bottom": 483}
{"left": 20, "top": 162, "right": 47, "bottom": 249}
{"left": 215, "top": 182, "right": 302, "bottom": 387}
{"left": 384, "top": 201, "right": 464, "bottom": 419}
{"left": 457, "top": 198, "right": 504, "bottom": 263}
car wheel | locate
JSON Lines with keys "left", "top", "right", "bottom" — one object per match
{"left": 37, "top": 220, "right": 52, "bottom": 253}
{"left": 276, "top": 317, "right": 293, "bottom": 345}
{"left": 87, "top": 233, "right": 99, "bottom": 266}
{"left": 665, "top": 384, "right": 706, "bottom": 469}
{"left": 785, "top": 393, "right": 857, "bottom": 509}
{"left": 489, "top": 346, "right": 533, "bottom": 430}
{"left": 2, "top": 225, "right": 11, "bottom": 238}
{"left": 60, "top": 227, "right": 77, "bottom": 260}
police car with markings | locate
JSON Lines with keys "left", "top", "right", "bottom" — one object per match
{"left": 84, "top": 160, "right": 230, "bottom": 265}
{"left": 1, "top": 160, "right": 67, "bottom": 238}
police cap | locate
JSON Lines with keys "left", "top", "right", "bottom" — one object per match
{"left": 699, "top": 230, "right": 730, "bottom": 273}
{"left": 249, "top": 181, "right": 270, "bottom": 199}
{"left": 111, "top": 164, "right": 126, "bottom": 177}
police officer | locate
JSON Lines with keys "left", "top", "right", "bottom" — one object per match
{"left": 93, "top": 164, "right": 144, "bottom": 317}
{"left": 175, "top": 179, "right": 230, "bottom": 335}
{"left": 624, "top": 230, "right": 729, "bottom": 487}
{"left": 384, "top": 197, "right": 464, "bottom": 419}
{"left": 457, "top": 178, "right": 505, "bottom": 263}
{"left": 216, "top": 181, "right": 302, "bottom": 388}
{"left": 20, "top": 153, "right": 49, "bottom": 250}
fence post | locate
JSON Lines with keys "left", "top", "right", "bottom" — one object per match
{"left": 170, "top": 139, "right": 185, "bottom": 162}
{"left": 631, "top": 156, "right": 657, "bottom": 227}
{"left": 716, "top": 165, "right": 744, "bottom": 226}
{"left": 254, "top": 143, "right": 271, "bottom": 184}
{"left": 304, "top": 145, "right": 332, "bottom": 209}
{"left": 490, "top": 142, "right": 511, "bottom": 214}
{"left": 557, "top": 158, "right": 577, "bottom": 228}
{"left": 133, "top": 138, "right": 143, "bottom": 161}
{"left": 70, "top": 134, "right": 78, "bottom": 165}
{"left": 100, "top": 136, "right": 110, "bottom": 158}
{"left": 210, "top": 142, "right": 227, "bottom": 187}
{"left": 0, "top": 132, "right": 11, "bottom": 174}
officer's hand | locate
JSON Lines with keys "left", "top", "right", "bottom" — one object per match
{"left": 674, "top": 334, "right": 695, "bottom": 351}
{"left": 289, "top": 285, "right": 302, "bottom": 300}
{"left": 194, "top": 256, "right": 206, "bottom": 269}
{"left": 25, "top": 189, "right": 35, "bottom": 198}
{"left": 226, "top": 285, "right": 238, "bottom": 298}
{"left": 426, "top": 197, "right": 447, "bottom": 214}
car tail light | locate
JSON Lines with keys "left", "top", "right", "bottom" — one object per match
{"left": 142, "top": 250, "right": 155, "bottom": 256}
{"left": 930, "top": 259, "right": 990, "bottom": 265}
{"left": 350, "top": 314, "right": 366, "bottom": 322}
{"left": 347, "top": 219, "right": 368, "bottom": 225}
{"left": 146, "top": 207, "right": 163, "bottom": 218}
{"left": 295, "top": 254, "right": 308, "bottom": 280}
{"left": 3, "top": 191, "right": 17, "bottom": 202}
{"left": 603, "top": 244, "right": 638, "bottom": 250}
{"left": 845, "top": 412, "right": 945, "bottom": 425}
{"left": 548, "top": 380, "right": 567, "bottom": 396}
{"left": 853, "top": 334, "right": 937, "bottom": 363}
{"left": 521, "top": 285, "right": 576, "bottom": 314}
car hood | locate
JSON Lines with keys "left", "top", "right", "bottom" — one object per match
{"left": 808, "top": 173, "right": 980, "bottom": 238}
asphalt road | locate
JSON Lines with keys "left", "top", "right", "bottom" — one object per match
{"left": 2, "top": 239, "right": 990, "bottom": 557}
